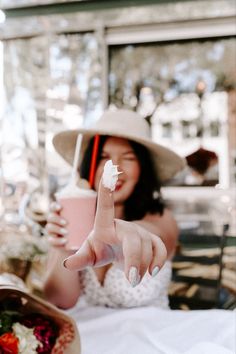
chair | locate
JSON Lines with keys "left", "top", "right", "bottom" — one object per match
{"left": 169, "top": 224, "right": 236, "bottom": 310}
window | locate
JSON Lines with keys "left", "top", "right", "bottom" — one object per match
{"left": 108, "top": 37, "right": 236, "bottom": 187}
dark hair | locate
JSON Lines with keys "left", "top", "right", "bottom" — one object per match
{"left": 80, "top": 136, "right": 165, "bottom": 221}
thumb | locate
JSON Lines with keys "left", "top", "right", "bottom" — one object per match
{"left": 63, "top": 240, "right": 95, "bottom": 271}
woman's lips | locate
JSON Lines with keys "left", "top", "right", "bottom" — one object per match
{"left": 115, "top": 181, "right": 123, "bottom": 191}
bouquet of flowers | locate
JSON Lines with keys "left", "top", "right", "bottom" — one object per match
{"left": 0, "top": 231, "right": 48, "bottom": 281}
{"left": 0, "top": 285, "right": 80, "bottom": 354}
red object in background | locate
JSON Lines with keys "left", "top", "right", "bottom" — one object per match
{"left": 186, "top": 147, "right": 218, "bottom": 175}
{"left": 89, "top": 134, "right": 100, "bottom": 188}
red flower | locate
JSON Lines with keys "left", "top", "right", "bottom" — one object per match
{"left": 0, "top": 332, "right": 19, "bottom": 354}
{"left": 21, "top": 314, "right": 59, "bottom": 354}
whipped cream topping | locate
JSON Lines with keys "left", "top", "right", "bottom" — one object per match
{"left": 102, "top": 160, "right": 122, "bottom": 192}
{"left": 56, "top": 180, "right": 96, "bottom": 198}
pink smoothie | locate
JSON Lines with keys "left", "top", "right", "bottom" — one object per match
{"left": 58, "top": 190, "right": 97, "bottom": 250}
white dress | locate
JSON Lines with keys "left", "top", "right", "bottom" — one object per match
{"left": 79, "top": 261, "right": 172, "bottom": 309}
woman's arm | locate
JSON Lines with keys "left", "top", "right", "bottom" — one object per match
{"left": 135, "top": 208, "right": 179, "bottom": 259}
{"left": 44, "top": 248, "right": 81, "bottom": 309}
{"left": 43, "top": 202, "right": 81, "bottom": 309}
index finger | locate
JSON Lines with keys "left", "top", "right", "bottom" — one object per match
{"left": 95, "top": 159, "right": 120, "bottom": 231}
{"left": 94, "top": 179, "right": 115, "bottom": 233}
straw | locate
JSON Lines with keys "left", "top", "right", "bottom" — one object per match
{"left": 70, "top": 133, "right": 83, "bottom": 185}
{"left": 89, "top": 134, "right": 100, "bottom": 188}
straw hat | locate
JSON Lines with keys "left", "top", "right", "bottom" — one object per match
{"left": 53, "top": 109, "right": 186, "bottom": 182}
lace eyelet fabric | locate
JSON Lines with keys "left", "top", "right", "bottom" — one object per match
{"left": 80, "top": 261, "right": 172, "bottom": 309}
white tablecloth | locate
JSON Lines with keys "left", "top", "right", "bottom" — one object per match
{"left": 67, "top": 302, "right": 235, "bottom": 354}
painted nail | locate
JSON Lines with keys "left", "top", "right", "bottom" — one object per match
{"left": 128, "top": 266, "right": 140, "bottom": 287}
{"left": 52, "top": 202, "right": 61, "bottom": 211}
{"left": 60, "top": 219, "right": 67, "bottom": 226}
{"left": 60, "top": 228, "right": 68, "bottom": 235}
{"left": 48, "top": 236, "right": 66, "bottom": 245}
{"left": 57, "top": 238, "right": 67, "bottom": 245}
{"left": 151, "top": 266, "right": 160, "bottom": 277}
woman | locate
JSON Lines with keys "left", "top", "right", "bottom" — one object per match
{"left": 44, "top": 109, "right": 185, "bottom": 309}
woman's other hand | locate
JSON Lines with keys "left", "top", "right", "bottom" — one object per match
{"left": 63, "top": 180, "right": 167, "bottom": 287}
{"left": 44, "top": 202, "right": 80, "bottom": 309}
{"left": 45, "top": 202, "right": 68, "bottom": 248}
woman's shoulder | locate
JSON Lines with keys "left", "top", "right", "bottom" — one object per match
{"left": 148, "top": 207, "right": 173, "bottom": 217}
{"left": 142, "top": 208, "right": 177, "bottom": 227}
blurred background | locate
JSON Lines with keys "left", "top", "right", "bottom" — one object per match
{"left": 0, "top": 0, "right": 235, "bottom": 309}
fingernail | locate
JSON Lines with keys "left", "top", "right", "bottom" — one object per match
{"left": 60, "top": 219, "right": 67, "bottom": 226}
{"left": 128, "top": 266, "right": 140, "bottom": 287}
{"left": 53, "top": 202, "right": 61, "bottom": 211}
{"left": 60, "top": 228, "right": 68, "bottom": 235}
{"left": 151, "top": 266, "right": 160, "bottom": 277}
{"left": 48, "top": 236, "right": 66, "bottom": 245}
{"left": 57, "top": 238, "right": 67, "bottom": 244}
{"left": 63, "top": 258, "right": 68, "bottom": 268}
